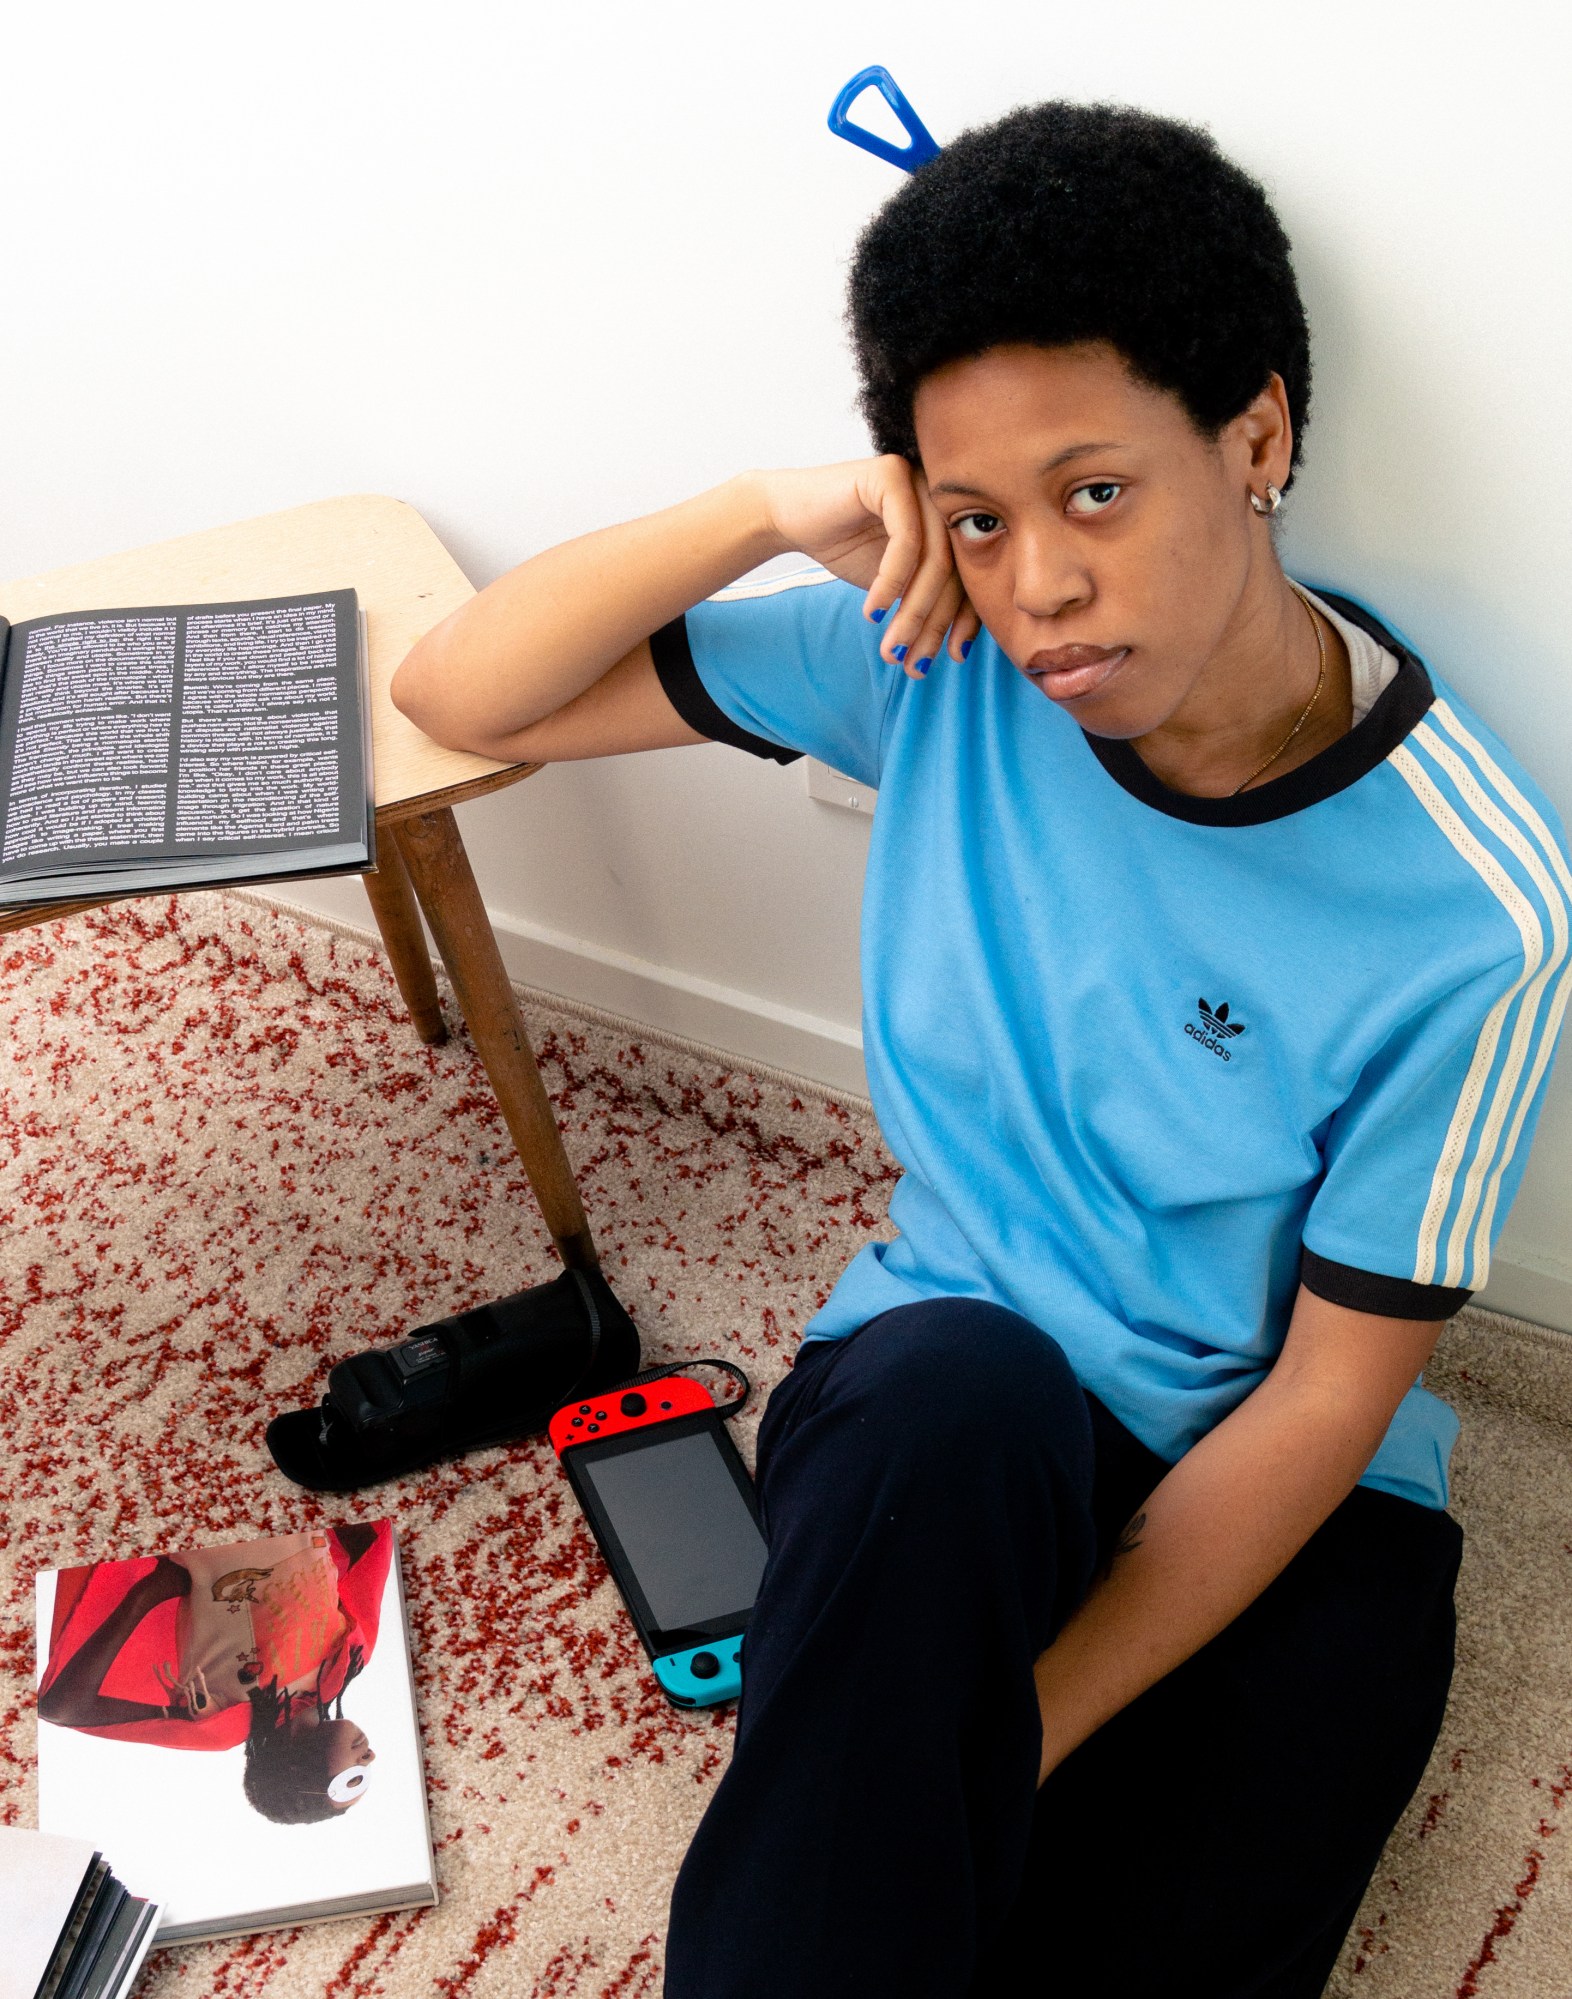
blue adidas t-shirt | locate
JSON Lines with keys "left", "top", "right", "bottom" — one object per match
{"left": 650, "top": 570, "right": 1572, "bottom": 1510}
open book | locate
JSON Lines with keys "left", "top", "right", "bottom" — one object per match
{"left": 0, "top": 589, "right": 372, "bottom": 905}
{"left": 35, "top": 1521, "right": 436, "bottom": 1948}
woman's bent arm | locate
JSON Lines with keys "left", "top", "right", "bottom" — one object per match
{"left": 390, "top": 475, "right": 784, "bottom": 763}
{"left": 390, "top": 458, "right": 978, "bottom": 765}
{"left": 1032, "top": 1286, "right": 1450, "bottom": 1784}
{"left": 38, "top": 1557, "right": 190, "bottom": 1729}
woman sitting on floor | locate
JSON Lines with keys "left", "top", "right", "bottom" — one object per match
{"left": 391, "top": 100, "right": 1571, "bottom": 1998}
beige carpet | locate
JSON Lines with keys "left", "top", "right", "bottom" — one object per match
{"left": 0, "top": 890, "right": 1568, "bottom": 1997}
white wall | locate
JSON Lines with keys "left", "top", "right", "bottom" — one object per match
{"left": 4, "top": 0, "right": 1570, "bottom": 1324}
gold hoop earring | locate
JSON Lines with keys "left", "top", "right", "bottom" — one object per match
{"left": 1249, "top": 484, "right": 1283, "bottom": 515}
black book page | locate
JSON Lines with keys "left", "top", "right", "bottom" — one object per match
{"left": 0, "top": 590, "right": 365, "bottom": 885}
{"left": 37, "top": 1857, "right": 110, "bottom": 1999}
{"left": 54, "top": 1875, "right": 129, "bottom": 1999}
{"left": 32, "top": 1851, "right": 106, "bottom": 1999}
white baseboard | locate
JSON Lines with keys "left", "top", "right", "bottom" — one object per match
{"left": 253, "top": 883, "right": 1572, "bottom": 1336}
{"left": 256, "top": 884, "right": 872, "bottom": 1100}
{"left": 480, "top": 905, "right": 872, "bottom": 1097}
{"left": 1475, "top": 1255, "right": 1572, "bottom": 1338}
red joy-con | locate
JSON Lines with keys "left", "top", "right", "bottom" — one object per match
{"left": 548, "top": 1375, "right": 716, "bottom": 1458}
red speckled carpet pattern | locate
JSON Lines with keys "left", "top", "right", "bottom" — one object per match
{"left": 1, "top": 892, "right": 1570, "bottom": 1997}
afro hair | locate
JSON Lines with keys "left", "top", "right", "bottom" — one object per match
{"left": 846, "top": 100, "right": 1312, "bottom": 490}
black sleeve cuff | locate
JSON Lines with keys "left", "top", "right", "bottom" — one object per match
{"left": 1300, "top": 1246, "right": 1472, "bottom": 1320}
{"left": 648, "top": 614, "right": 803, "bottom": 766}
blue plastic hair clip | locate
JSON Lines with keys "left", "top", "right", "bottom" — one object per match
{"left": 827, "top": 65, "right": 940, "bottom": 175}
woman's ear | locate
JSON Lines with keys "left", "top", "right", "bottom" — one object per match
{"left": 1229, "top": 371, "right": 1295, "bottom": 494}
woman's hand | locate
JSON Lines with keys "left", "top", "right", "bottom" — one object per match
{"left": 759, "top": 457, "right": 982, "bottom": 678}
{"left": 154, "top": 1663, "right": 212, "bottom": 1718}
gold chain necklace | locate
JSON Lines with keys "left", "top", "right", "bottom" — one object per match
{"left": 1230, "top": 589, "right": 1327, "bottom": 796}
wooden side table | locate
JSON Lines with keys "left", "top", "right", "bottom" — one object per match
{"left": 0, "top": 494, "right": 597, "bottom": 1271}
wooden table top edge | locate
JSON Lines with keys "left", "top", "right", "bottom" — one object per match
{"left": 375, "top": 761, "right": 542, "bottom": 824}
{"left": 1, "top": 492, "right": 436, "bottom": 603}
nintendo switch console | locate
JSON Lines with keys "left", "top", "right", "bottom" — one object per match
{"left": 548, "top": 1374, "right": 766, "bottom": 1709}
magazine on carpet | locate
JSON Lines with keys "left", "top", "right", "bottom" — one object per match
{"left": 0, "top": 589, "right": 372, "bottom": 906}
{"left": 0, "top": 1826, "right": 159, "bottom": 1999}
{"left": 33, "top": 1520, "right": 437, "bottom": 1947}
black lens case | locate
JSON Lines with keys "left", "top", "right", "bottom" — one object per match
{"left": 266, "top": 1266, "right": 641, "bottom": 1492}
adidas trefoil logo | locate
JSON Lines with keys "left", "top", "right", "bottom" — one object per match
{"left": 1198, "top": 998, "right": 1244, "bottom": 1038}
{"left": 1185, "top": 997, "right": 1246, "bottom": 1062}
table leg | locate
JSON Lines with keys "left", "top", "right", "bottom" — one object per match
{"left": 363, "top": 837, "right": 448, "bottom": 1045}
{"left": 393, "top": 807, "right": 598, "bottom": 1273}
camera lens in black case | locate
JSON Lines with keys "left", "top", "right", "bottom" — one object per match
{"left": 266, "top": 1266, "right": 641, "bottom": 1492}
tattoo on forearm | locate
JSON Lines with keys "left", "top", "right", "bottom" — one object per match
{"left": 1091, "top": 1508, "right": 1149, "bottom": 1585}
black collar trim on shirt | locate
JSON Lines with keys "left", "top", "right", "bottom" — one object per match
{"left": 1080, "top": 589, "right": 1435, "bottom": 826}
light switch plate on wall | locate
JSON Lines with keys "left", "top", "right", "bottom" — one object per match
{"left": 805, "top": 757, "right": 877, "bottom": 817}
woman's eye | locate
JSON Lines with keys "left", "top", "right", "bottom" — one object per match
{"left": 952, "top": 513, "right": 1002, "bottom": 543}
{"left": 1067, "top": 482, "right": 1122, "bottom": 515}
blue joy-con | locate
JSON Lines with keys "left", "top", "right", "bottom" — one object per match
{"left": 654, "top": 1638, "right": 745, "bottom": 1708}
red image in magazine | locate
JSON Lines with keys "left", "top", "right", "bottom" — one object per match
{"left": 38, "top": 1523, "right": 391, "bottom": 1826}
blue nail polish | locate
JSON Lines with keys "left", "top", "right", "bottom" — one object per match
{"left": 870, "top": 606, "right": 886, "bottom": 623}
{"left": 961, "top": 639, "right": 973, "bottom": 660}
{"left": 892, "top": 644, "right": 908, "bottom": 662}
{"left": 914, "top": 656, "right": 932, "bottom": 677}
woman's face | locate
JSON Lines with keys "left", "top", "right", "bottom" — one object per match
{"left": 285, "top": 1707, "right": 376, "bottom": 1810}
{"left": 911, "top": 340, "right": 1288, "bottom": 739}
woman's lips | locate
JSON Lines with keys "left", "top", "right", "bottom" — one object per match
{"left": 1024, "top": 645, "right": 1130, "bottom": 702}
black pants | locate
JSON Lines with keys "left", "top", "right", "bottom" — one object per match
{"left": 664, "top": 1298, "right": 1464, "bottom": 1998}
